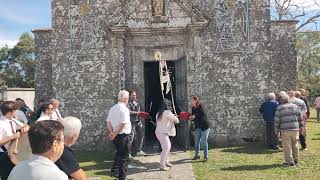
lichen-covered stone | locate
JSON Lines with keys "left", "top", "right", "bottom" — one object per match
{"left": 33, "top": 0, "right": 297, "bottom": 150}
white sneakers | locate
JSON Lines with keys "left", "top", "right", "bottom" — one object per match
{"left": 165, "top": 162, "right": 173, "bottom": 167}
{"left": 137, "top": 151, "right": 146, "bottom": 156}
{"left": 160, "top": 162, "right": 173, "bottom": 171}
{"left": 160, "top": 166, "right": 170, "bottom": 171}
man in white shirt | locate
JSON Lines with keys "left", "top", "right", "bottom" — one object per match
{"left": 50, "top": 98, "right": 62, "bottom": 121}
{"left": 37, "top": 103, "right": 54, "bottom": 121}
{"left": 106, "top": 90, "right": 131, "bottom": 180}
{"left": 0, "top": 101, "right": 29, "bottom": 180}
{"left": 8, "top": 120, "right": 68, "bottom": 180}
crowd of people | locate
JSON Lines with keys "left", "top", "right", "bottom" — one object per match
{"left": 259, "top": 89, "right": 320, "bottom": 167}
{"left": 0, "top": 98, "right": 85, "bottom": 180}
{"left": 0, "top": 90, "right": 211, "bottom": 180}
{"left": 2, "top": 87, "right": 319, "bottom": 179}
{"left": 106, "top": 90, "right": 211, "bottom": 179}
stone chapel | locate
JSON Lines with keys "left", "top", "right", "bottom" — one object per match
{"left": 33, "top": 0, "right": 297, "bottom": 150}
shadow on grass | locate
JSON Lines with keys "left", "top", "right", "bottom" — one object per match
{"left": 221, "top": 145, "right": 280, "bottom": 154}
{"left": 221, "top": 164, "right": 282, "bottom": 171}
{"left": 77, "top": 151, "right": 114, "bottom": 176}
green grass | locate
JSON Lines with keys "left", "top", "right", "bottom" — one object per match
{"left": 77, "top": 109, "right": 320, "bottom": 179}
{"left": 191, "top": 108, "right": 320, "bottom": 180}
{"left": 77, "top": 151, "right": 114, "bottom": 180}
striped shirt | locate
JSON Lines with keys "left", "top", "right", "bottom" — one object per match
{"left": 274, "top": 103, "right": 303, "bottom": 131}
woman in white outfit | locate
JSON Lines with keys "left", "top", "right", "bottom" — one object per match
{"left": 155, "top": 99, "right": 179, "bottom": 171}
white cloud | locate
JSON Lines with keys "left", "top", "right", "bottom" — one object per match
{"left": 0, "top": 40, "right": 18, "bottom": 48}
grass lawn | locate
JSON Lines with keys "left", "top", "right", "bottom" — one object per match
{"left": 77, "top": 151, "right": 114, "bottom": 180}
{"left": 191, "top": 108, "right": 320, "bottom": 180}
{"left": 77, "top": 109, "right": 320, "bottom": 180}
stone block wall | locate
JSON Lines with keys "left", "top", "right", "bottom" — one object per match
{"left": 270, "top": 20, "right": 298, "bottom": 91}
{"left": 32, "top": 29, "right": 54, "bottom": 103}
{"left": 33, "top": 0, "right": 298, "bottom": 149}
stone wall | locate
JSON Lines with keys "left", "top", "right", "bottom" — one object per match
{"left": 33, "top": 0, "right": 298, "bottom": 150}
{"left": 270, "top": 20, "right": 298, "bottom": 91}
{"left": 32, "top": 29, "right": 53, "bottom": 103}
{"left": 189, "top": 0, "right": 272, "bottom": 145}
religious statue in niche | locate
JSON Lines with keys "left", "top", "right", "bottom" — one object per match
{"left": 152, "top": 0, "right": 165, "bottom": 16}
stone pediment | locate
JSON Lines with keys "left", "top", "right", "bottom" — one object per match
{"left": 109, "top": 0, "right": 208, "bottom": 33}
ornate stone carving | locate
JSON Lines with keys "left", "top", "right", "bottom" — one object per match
{"left": 152, "top": 0, "right": 165, "bottom": 16}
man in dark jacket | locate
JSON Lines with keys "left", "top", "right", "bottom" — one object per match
{"left": 259, "top": 93, "right": 279, "bottom": 150}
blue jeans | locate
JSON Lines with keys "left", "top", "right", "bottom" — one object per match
{"left": 194, "top": 128, "right": 210, "bottom": 159}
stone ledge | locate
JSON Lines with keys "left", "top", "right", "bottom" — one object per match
{"left": 271, "top": 20, "right": 299, "bottom": 25}
{"left": 32, "top": 28, "right": 53, "bottom": 33}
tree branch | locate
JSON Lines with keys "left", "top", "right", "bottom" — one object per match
{"left": 296, "top": 13, "right": 320, "bottom": 31}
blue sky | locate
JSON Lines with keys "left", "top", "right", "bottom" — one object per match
{"left": 0, "top": 0, "right": 51, "bottom": 47}
{"left": 0, "top": 0, "right": 319, "bottom": 48}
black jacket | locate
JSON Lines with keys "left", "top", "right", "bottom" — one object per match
{"left": 192, "top": 103, "right": 210, "bottom": 130}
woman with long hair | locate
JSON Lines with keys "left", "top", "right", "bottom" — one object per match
{"left": 155, "top": 99, "right": 179, "bottom": 171}
{"left": 191, "top": 96, "right": 210, "bottom": 162}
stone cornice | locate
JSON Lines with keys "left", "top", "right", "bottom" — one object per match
{"left": 271, "top": 20, "right": 299, "bottom": 25}
{"left": 32, "top": 28, "right": 53, "bottom": 33}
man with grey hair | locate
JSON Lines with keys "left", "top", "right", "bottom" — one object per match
{"left": 274, "top": 94, "right": 303, "bottom": 167}
{"left": 106, "top": 90, "right": 131, "bottom": 180}
{"left": 50, "top": 98, "right": 62, "bottom": 121}
{"left": 288, "top": 91, "right": 307, "bottom": 114}
{"left": 55, "top": 117, "right": 86, "bottom": 180}
{"left": 259, "top": 93, "right": 279, "bottom": 150}
{"left": 288, "top": 90, "right": 307, "bottom": 150}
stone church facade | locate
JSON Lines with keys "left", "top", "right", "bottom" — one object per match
{"left": 33, "top": 0, "right": 297, "bottom": 150}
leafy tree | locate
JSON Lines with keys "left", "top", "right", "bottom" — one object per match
{"left": 296, "top": 31, "right": 320, "bottom": 100}
{"left": 0, "top": 32, "right": 35, "bottom": 87}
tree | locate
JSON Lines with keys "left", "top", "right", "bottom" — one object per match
{"left": 271, "top": 0, "right": 320, "bottom": 31}
{"left": 296, "top": 31, "right": 320, "bottom": 99}
{"left": 0, "top": 33, "right": 35, "bottom": 88}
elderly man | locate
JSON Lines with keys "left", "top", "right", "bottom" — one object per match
{"left": 274, "top": 95, "right": 303, "bottom": 167}
{"left": 51, "top": 98, "right": 62, "bottom": 121}
{"left": 55, "top": 117, "right": 86, "bottom": 180}
{"left": 259, "top": 93, "right": 279, "bottom": 150}
{"left": 288, "top": 91, "right": 307, "bottom": 150}
{"left": 37, "top": 103, "right": 54, "bottom": 121}
{"left": 106, "top": 90, "right": 131, "bottom": 180}
{"left": 8, "top": 120, "right": 67, "bottom": 180}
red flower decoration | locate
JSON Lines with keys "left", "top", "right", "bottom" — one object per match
{"left": 179, "top": 111, "right": 191, "bottom": 120}
{"left": 138, "top": 112, "right": 150, "bottom": 120}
